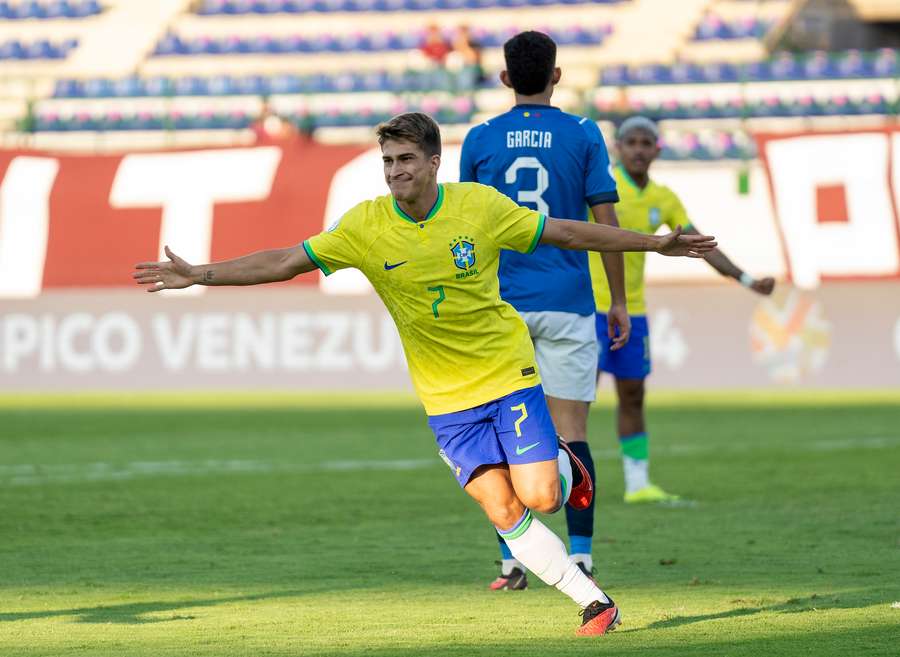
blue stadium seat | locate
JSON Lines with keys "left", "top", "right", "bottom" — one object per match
{"left": 187, "top": 0, "right": 622, "bottom": 13}
{"left": 0, "top": 40, "right": 25, "bottom": 60}
{"left": 144, "top": 76, "right": 173, "bottom": 96}
{"left": 303, "top": 73, "right": 329, "bottom": 92}
{"left": 282, "top": 0, "right": 312, "bottom": 11}
{"left": 228, "top": 0, "right": 256, "bottom": 15}
{"left": 197, "top": 0, "right": 225, "bottom": 15}
{"left": 348, "top": 0, "right": 378, "bottom": 11}
{"left": 78, "top": 0, "right": 102, "bottom": 17}
{"left": 359, "top": 70, "right": 389, "bottom": 91}
{"left": 12, "top": 1, "right": 46, "bottom": 20}
{"left": 872, "top": 49, "right": 898, "bottom": 78}
{"left": 670, "top": 62, "right": 703, "bottom": 83}
{"left": 694, "top": 16, "right": 771, "bottom": 41}
{"left": 26, "top": 39, "right": 57, "bottom": 59}
{"left": 53, "top": 78, "right": 82, "bottom": 98}
{"left": 112, "top": 76, "right": 145, "bottom": 97}
{"left": 36, "top": 114, "right": 64, "bottom": 131}
{"left": 269, "top": 73, "right": 303, "bottom": 93}
{"left": 768, "top": 53, "right": 802, "bottom": 80}
{"left": 253, "top": 0, "right": 285, "bottom": 14}
{"left": 237, "top": 75, "right": 266, "bottom": 94}
{"left": 599, "top": 64, "right": 627, "bottom": 85}
{"left": 44, "top": 1, "right": 67, "bottom": 19}
{"left": 155, "top": 34, "right": 185, "bottom": 56}
{"left": 208, "top": 74, "right": 238, "bottom": 95}
{"left": 700, "top": 62, "right": 739, "bottom": 83}
{"left": 173, "top": 76, "right": 208, "bottom": 95}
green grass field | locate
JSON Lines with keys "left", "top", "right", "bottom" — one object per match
{"left": 2, "top": 392, "right": 899, "bottom": 656}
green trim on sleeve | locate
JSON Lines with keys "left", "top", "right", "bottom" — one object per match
{"left": 303, "top": 239, "right": 332, "bottom": 276}
{"left": 525, "top": 214, "right": 546, "bottom": 254}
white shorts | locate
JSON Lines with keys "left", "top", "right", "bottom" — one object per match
{"left": 518, "top": 311, "right": 598, "bottom": 403}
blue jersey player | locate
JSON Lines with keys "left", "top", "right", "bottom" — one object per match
{"left": 460, "top": 31, "right": 629, "bottom": 589}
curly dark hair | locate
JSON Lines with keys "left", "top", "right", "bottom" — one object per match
{"left": 503, "top": 31, "right": 557, "bottom": 96}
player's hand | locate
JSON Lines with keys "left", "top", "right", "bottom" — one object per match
{"left": 133, "top": 246, "right": 196, "bottom": 292}
{"left": 656, "top": 226, "right": 717, "bottom": 258}
{"left": 607, "top": 302, "right": 631, "bottom": 351}
{"left": 752, "top": 277, "right": 775, "bottom": 295}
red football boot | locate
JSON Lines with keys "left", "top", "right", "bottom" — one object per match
{"left": 576, "top": 598, "right": 621, "bottom": 636}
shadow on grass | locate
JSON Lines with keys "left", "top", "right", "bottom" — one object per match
{"left": 207, "top": 622, "right": 897, "bottom": 657}
{"left": 0, "top": 589, "right": 305, "bottom": 624}
{"left": 642, "top": 589, "right": 879, "bottom": 631}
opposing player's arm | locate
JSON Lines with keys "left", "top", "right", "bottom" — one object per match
{"left": 683, "top": 225, "right": 775, "bottom": 295}
{"left": 540, "top": 218, "right": 716, "bottom": 257}
{"left": 590, "top": 203, "right": 630, "bottom": 350}
{"left": 133, "top": 244, "right": 317, "bottom": 292}
{"left": 590, "top": 204, "right": 626, "bottom": 304}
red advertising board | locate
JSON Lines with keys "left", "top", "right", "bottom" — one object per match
{"left": 0, "top": 142, "right": 367, "bottom": 296}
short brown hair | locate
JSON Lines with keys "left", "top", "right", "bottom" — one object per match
{"left": 375, "top": 112, "right": 441, "bottom": 157}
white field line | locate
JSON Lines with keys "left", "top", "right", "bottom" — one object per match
{"left": 0, "top": 459, "right": 436, "bottom": 487}
{"left": 1, "top": 436, "right": 898, "bottom": 487}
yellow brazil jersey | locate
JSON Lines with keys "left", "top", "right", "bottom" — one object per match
{"left": 303, "top": 182, "right": 546, "bottom": 415}
{"left": 589, "top": 165, "right": 691, "bottom": 316}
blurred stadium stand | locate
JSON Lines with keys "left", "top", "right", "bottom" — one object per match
{"left": 0, "top": 0, "right": 897, "bottom": 159}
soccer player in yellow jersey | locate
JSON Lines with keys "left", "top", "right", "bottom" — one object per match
{"left": 589, "top": 116, "right": 775, "bottom": 504}
{"left": 134, "top": 112, "right": 715, "bottom": 636}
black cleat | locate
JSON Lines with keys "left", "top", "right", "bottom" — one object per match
{"left": 574, "top": 560, "right": 596, "bottom": 584}
{"left": 489, "top": 563, "right": 528, "bottom": 591}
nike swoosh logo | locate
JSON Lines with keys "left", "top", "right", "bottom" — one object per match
{"left": 383, "top": 261, "right": 408, "bottom": 270}
{"left": 515, "top": 441, "right": 541, "bottom": 456}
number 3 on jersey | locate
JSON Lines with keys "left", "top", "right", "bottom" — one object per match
{"left": 505, "top": 157, "right": 549, "bottom": 215}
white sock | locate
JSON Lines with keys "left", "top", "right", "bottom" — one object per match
{"left": 571, "top": 553, "right": 593, "bottom": 571}
{"left": 500, "top": 558, "right": 523, "bottom": 576}
{"left": 498, "top": 510, "right": 610, "bottom": 608}
{"left": 623, "top": 456, "right": 649, "bottom": 494}
{"left": 557, "top": 447, "right": 573, "bottom": 505}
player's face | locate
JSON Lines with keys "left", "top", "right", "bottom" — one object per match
{"left": 381, "top": 139, "right": 440, "bottom": 202}
{"left": 617, "top": 129, "right": 660, "bottom": 178}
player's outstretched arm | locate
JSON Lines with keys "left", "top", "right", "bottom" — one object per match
{"left": 540, "top": 218, "right": 716, "bottom": 258}
{"left": 133, "top": 244, "right": 317, "bottom": 292}
{"left": 682, "top": 226, "right": 775, "bottom": 295}
{"left": 590, "top": 203, "right": 630, "bottom": 351}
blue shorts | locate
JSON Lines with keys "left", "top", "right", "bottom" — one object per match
{"left": 428, "top": 384, "right": 558, "bottom": 488}
{"left": 596, "top": 313, "right": 651, "bottom": 380}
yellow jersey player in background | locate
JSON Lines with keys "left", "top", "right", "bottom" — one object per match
{"left": 590, "top": 116, "right": 775, "bottom": 504}
{"left": 134, "top": 112, "right": 716, "bottom": 636}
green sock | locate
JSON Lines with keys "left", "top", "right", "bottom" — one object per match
{"left": 619, "top": 432, "right": 649, "bottom": 493}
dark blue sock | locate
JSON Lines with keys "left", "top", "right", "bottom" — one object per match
{"left": 565, "top": 441, "right": 596, "bottom": 549}
{"left": 497, "top": 530, "right": 514, "bottom": 560}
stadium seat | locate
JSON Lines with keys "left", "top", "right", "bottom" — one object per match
{"left": 153, "top": 18, "right": 612, "bottom": 57}
{"left": 186, "top": 0, "right": 623, "bottom": 13}
{"left": 599, "top": 50, "right": 898, "bottom": 86}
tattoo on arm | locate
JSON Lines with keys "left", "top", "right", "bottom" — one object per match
{"left": 203, "top": 270, "right": 215, "bottom": 283}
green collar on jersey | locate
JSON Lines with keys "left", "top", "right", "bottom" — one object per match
{"left": 617, "top": 164, "right": 652, "bottom": 196}
{"left": 392, "top": 184, "right": 444, "bottom": 225}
